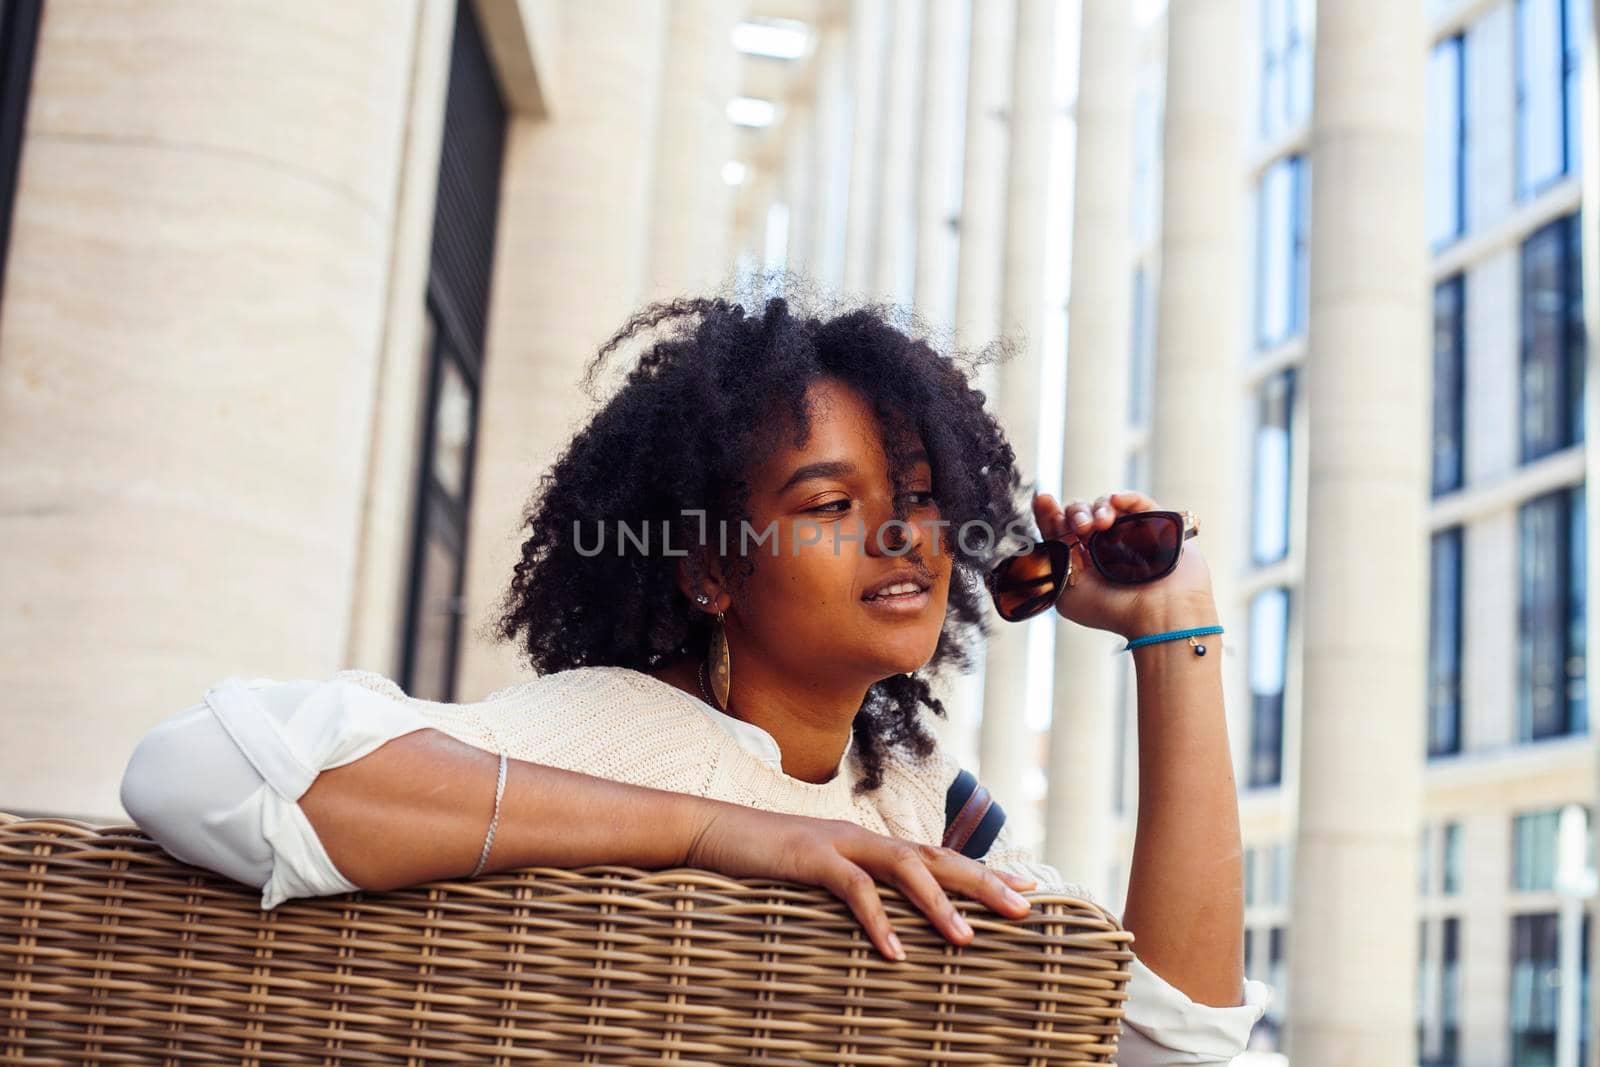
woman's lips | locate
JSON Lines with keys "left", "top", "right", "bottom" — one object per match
{"left": 861, "top": 587, "right": 932, "bottom": 615}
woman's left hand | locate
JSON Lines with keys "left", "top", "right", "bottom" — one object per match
{"left": 1032, "top": 489, "right": 1217, "bottom": 640}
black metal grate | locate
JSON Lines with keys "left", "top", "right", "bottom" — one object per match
{"left": 428, "top": 0, "right": 506, "bottom": 371}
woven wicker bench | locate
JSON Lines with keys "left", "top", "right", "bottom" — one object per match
{"left": 0, "top": 811, "right": 1133, "bottom": 1064}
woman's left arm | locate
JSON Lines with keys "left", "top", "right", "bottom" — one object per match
{"left": 1119, "top": 590, "right": 1245, "bottom": 1008}
{"left": 1035, "top": 488, "right": 1247, "bottom": 1008}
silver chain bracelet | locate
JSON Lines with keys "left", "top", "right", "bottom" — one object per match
{"left": 469, "top": 751, "right": 508, "bottom": 878}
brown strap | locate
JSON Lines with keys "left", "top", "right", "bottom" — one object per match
{"left": 942, "top": 780, "right": 993, "bottom": 854}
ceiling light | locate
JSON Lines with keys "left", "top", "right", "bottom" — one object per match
{"left": 732, "top": 18, "right": 811, "bottom": 60}
{"left": 727, "top": 96, "right": 777, "bottom": 128}
{"left": 722, "top": 160, "right": 748, "bottom": 186}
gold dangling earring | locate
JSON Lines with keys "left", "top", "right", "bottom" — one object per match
{"left": 709, "top": 609, "right": 731, "bottom": 709}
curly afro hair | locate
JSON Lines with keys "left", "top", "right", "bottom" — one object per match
{"left": 488, "top": 289, "right": 1034, "bottom": 793}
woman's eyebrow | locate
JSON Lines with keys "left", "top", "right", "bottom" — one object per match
{"left": 777, "top": 450, "right": 932, "bottom": 494}
{"left": 778, "top": 459, "right": 855, "bottom": 493}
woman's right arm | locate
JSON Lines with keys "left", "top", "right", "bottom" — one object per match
{"left": 301, "top": 729, "right": 1044, "bottom": 963}
{"left": 119, "top": 675, "right": 1034, "bottom": 961}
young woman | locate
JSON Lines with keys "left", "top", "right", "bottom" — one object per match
{"left": 121, "top": 295, "right": 1271, "bottom": 1064}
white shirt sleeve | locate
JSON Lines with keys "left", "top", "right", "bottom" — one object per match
{"left": 118, "top": 673, "right": 434, "bottom": 910}
{"left": 981, "top": 820, "right": 1274, "bottom": 1065}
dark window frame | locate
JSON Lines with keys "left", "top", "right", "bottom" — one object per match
{"left": 1247, "top": 585, "right": 1291, "bottom": 790}
{"left": 1519, "top": 214, "right": 1585, "bottom": 464}
{"left": 1254, "top": 154, "right": 1310, "bottom": 351}
{"left": 1509, "top": 909, "right": 1592, "bottom": 1066}
{"left": 1427, "top": 33, "right": 1468, "bottom": 250}
{"left": 1251, "top": 368, "right": 1296, "bottom": 566}
{"left": 1428, "top": 526, "right": 1465, "bottom": 757}
{"left": 1517, "top": 484, "right": 1588, "bottom": 741}
{"left": 400, "top": 0, "right": 507, "bottom": 702}
{"left": 0, "top": 1, "right": 42, "bottom": 300}
{"left": 1433, "top": 274, "right": 1467, "bottom": 496}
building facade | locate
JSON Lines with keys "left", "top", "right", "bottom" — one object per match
{"left": 0, "top": 1, "right": 1597, "bottom": 1063}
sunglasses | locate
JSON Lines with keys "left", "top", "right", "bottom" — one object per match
{"left": 986, "top": 509, "right": 1200, "bottom": 623}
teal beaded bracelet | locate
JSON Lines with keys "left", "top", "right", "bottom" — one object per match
{"left": 1121, "top": 625, "right": 1224, "bottom": 655}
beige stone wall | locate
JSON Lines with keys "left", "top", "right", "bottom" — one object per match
{"left": 0, "top": 2, "right": 421, "bottom": 818}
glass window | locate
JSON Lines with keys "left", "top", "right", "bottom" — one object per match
{"left": 1520, "top": 214, "right": 1585, "bottom": 463}
{"left": 408, "top": 497, "right": 466, "bottom": 703}
{"left": 1519, "top": 487, "right": 1587, "bottom": 740}
{"left": 1252, "top": 370, "right": 1295, "bottom": 565}
{"left": 1516, "top": 0, "right": 1568, "bottom": 197}
{"left": 1259, "top": 0, "right": 1312, "bottom": 140}
{"left": 1129, "top": 267, "right": 1153, "bottom": 428}
{"left": 1244, "top": 846, "right": 1258, "bottom": 908}
{"left": 1443, "top": 821, "right": 1463, "bottom": 895}
{"left": 1563, "top": 0, "right": 1590, "bottom": 181}
{"left": 1248, "top": 587, "right": 1290, "bottom": 789}
{"left": 1262, "top": 925, "right": 1288, "bottom": 1048}
{"left": 1416, "top": 919, "right": 1430, "bottom": 1053}
{"left": 1429, "top": 527, "right": 1465, "bottom": 757}
{"left": 1433, "top": 275, "right": 1466, "bottom": 496}
{"left": 1421, "top": 824, "right": 1435, "bottom": 896}
{"left": 1514, "top": 809, "right": 1562, "bottom": 891}
{"left": 1426, "top": 35, "right": 1467, "bottom": 248}
{"left": 1440, "top": 917, "right": 1462, "bottom": 1065}
{"left": 430, "top": 354, "right": 475, "bottom": 502}
{"left": 1131, "top": 83, "right": 1163, "bottom": 248}
{"left": 1125, "top": 448, "right": 1150, "bottom": 495}
{"left": 1255, "top": 155, "right": 1310, "bottom": 349}
{"left": 1570, "top": 482, "right": 1587, "bottom": 734}
{"left": 1269, "top": 841, "right": 1290, "bottom": 907}
{"left": 1510, "top": 911, "right": 1591, "bottom": 1066}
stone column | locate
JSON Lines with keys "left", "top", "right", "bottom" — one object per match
{"left": 870, "top": 0, "right": 924, "bottom": 304}
{"left": 807, "top": 17, "right": 851, "bottom": 291}
{"left": 941, "top": 1, "right": 1014, "bottom": 761}
{"left": 646, "top": 0, "right": 743, "bottom": 298}
{"left": 911, "top": 0, "right": 966, "bottom": 329}
{"left": 1287, "top": 0, "right": 1429, "bottom": 1061}
{"left": 457, "top": 1, "right": 668, "bottom": 700}
{"left": 344, "top": 0, "right": 459, "bottom": 679}
{"left": 978, "top": 0, "right": 1056, "bottom": 839}
{"left": 0, "top": 2, "right": 419, "bottom": 818}
{"left": 780, "top": 97, "right": 818, "bottom": 280}
{"left": 1043, "top": 0, "right": 1133, "bottom": 888}
{"left": 841, "top": 0, "right": 887, "bottom": 294}
{"left": 950, "top": 0, "right": 1012, "bottom": 356}
{"left": 1146, "top": 0, "right": 1248, "bottom": 824}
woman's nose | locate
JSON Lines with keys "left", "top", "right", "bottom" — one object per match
{"left": 864, "top": 497, "right": 923, "bottom": 557}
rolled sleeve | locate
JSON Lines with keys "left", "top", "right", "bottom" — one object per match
{"left": 975, "top": 819, "right": 1274, "bottom": 1064}
{"left": 1116, "top": 953, "right": 1274, "bottom": 1066}
{"left": 119, "top": 673, "right": 433, "bottom": 910}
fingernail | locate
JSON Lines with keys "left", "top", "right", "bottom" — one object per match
{"left": 954, "top": 912, "right": 973, "bottom": 938}
{"left": 887, "top": 931, "right": 906, "bottom": 960}
{"left": 1004, "top": 887, "right": 1029, "bottom": 909}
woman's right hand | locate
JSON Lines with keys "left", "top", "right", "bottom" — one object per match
{"left": 682, "top": 801, "right": 1037, "bottom": 961}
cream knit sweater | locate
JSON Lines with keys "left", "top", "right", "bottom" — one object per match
{"left": 119, "top": 663, "right": 1273, "bottom": 1065}
{"left": 354, "top": 664, "right": 1071, "bottom": 890}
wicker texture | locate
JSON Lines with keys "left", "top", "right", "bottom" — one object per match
{"left": 0, "top": 812, "right": 1133, "bottom": 1065}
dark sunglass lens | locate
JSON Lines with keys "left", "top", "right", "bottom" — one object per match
{"left": 1090, "top": 513, "right": 1181, "bottom": 583}
{"left": 993, "top": 541, "right": 1067, "bottom": 620}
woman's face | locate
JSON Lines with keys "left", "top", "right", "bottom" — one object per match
{"left": 714, "top": 377, "right": 953, "bottom": 684}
